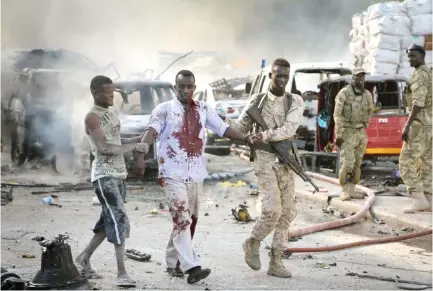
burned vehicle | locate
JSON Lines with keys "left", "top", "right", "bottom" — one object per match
{"left": 2, "top": 48, "right": 117, "bottom": 172}
{"left": 95, "top": 79, "right": 176, "bottom": 177}
{"left": 193, "top": 77, "right": 252, "bottom": 151}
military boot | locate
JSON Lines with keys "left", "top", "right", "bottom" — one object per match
{"left": 404, "top": 190, "right": 431, "bottom": 213}
{"left": 339, "top": 184, "right": 351, "bottom": 201}
{"left": 267, "top": 247, "right": 292, "bottom": 278}
{"left": 242, "top": 237, "right": 261, "bottom": 270}
{"left": 347, "top": 183, "right": 366, "bottom": 199}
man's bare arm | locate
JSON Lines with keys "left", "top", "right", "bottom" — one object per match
{"left": 121, "top": 135, "right": 143, "bottom": 144}
{"left": 136, "top": 128, "right": 158, "bottom": 160}
{"left": 85, "top": 113, "right": 148, "bottom": 155}
{"left": 223, "top": 126, "right": 249, "bottom": 143}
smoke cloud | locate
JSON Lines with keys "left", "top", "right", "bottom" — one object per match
{"left": 1, "top": 0, "right": 388, "bottom": 175}
{"left": 2, "top": 0, "right": 389, "bottom": 75}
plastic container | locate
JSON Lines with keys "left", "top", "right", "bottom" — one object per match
{"left": 41, "top": 196, "right": 53, "bottom": 205}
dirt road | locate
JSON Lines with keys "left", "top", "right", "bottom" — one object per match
{"left": 1, "top": 154, "right": 431, "bottom": 290}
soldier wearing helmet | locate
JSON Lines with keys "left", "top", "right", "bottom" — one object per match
{"left": 399, "top": 44, "right": 432, "bottom": 213}
{"left": 333, "top": 68, "right": 374, "bottom": 201}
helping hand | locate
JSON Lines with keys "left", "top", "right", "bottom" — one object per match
{"left": 247, "top": 133, "right": 263, "bottom": 146}
{"left": 135, "top": 143, "right": 149, "bottom": 154}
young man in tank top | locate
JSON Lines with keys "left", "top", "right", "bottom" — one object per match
{"left": 75, "top": 75, "right": 149, "bottom": 287}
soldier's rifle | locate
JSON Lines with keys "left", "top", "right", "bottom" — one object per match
{"left": 246, "top": 105, "right": 320, "bottom": 192}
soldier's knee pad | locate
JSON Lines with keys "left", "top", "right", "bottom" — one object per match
{"left": 353, "top": 167, "right": 361, "bottom": 184}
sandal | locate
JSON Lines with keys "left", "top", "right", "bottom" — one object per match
{"left": 125, "top": 249, "right": 151, "bottom": 262}
{"left": 115, "top": 278, "right": 136, "bottom": 288}
{"left": 166, "top": 267, "right": 184, "bottom": 278}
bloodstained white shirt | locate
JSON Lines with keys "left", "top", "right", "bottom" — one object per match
{"left": 147, "top": 99, "right": 229, "bottom": 183}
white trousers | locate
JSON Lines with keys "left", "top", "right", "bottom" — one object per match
{"left": 162, "top": 178, "right": 202, "bottom": 271}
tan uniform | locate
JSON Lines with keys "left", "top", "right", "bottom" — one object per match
{"left": 228, "top": 90, "right": 303, "bottom": 277}
{"left": 399, "top": 64, "right": 432, "bottom": 213}
{"left": 333, "top": 85, "right": 373, "bottom": 200}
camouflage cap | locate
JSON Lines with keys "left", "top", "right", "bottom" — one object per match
{"left": 406, "top": 43, "right": 425, "bottom": 55}
{"left": 352, "top": 67, "right": 366, "bottom": 75}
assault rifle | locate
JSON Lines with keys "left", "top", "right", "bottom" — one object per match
{"left": 246, "top": 106, "right": 320, "bottom": 193}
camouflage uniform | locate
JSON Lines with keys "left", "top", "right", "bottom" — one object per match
{"left": 227, "top": 90, "right": 304, "bottom": 277}
{"left": 399, "top": 64, "right": 432, "bottom": 213}
{"left": 333, "top": 84, "right": 373, "bottom": 201}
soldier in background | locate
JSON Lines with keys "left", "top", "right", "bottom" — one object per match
{"left": 333, "top": 68, "right": 373, "bottom": 201}
{"left": 399, "top": 44, "right": 432, "bottom": 213}
{"left": 225, "top": 58, "right": 304, "bottom": 278}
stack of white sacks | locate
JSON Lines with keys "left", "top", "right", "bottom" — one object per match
{"left": 349, "top": 0, "right": 432, "bottom": 77}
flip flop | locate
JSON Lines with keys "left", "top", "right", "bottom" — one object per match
{"left": 125, "top": 249, "right": 151, "bottom": 262}
{"left": 80, "top": 269, "right": 103, "bottom": 279}
{"left": 115, "top": 279, "right": 137, "bottom": 288}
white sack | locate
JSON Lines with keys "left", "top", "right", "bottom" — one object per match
{"left": 400, "top": 49, "right": 408, "bottom": 62}
{"left": 411, "top": 14, "right": 433, "bottom": 35}
{"left": 352, "top": 13, "right": 362, "bottom": 28}
{"left": 401, "top": 35, "right": 425, "bottom": 49}
{"left": 359, "top": 25, "right": 369, "bottom": 37}
{"left": 368, "top": 34, "right": 401, "bottom": 51}
{"left": 405, "top": 0, "right": 432, "bottom": 16}
{"left": 397, "top": 67, "right": 414, "bottom": 77}
{"left": 349, "top": 39, "right": 366, "bottom": 54}
{"left": 369, "top": 49, "right": 401, "bottom": 64}
{"left": 349, "top": 28, "right": 358, "bottom": 40}
{"left": 368, "top": 2, "right": 408, "bottom": 20}
{"left": 368, "top": 15, "right": 412, "bottom": 36}
{"left": 426, "top": 50, "right": 432, "bottom": 64}
{"left": 367, "top": 60, "right": 398, "bottom": 75}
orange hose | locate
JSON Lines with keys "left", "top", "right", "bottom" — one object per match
{"left": 232, "top": 150, "right": 430, "bottom": 252}
{"left": 285, "top": 228, "right": 432, "bottom": 254}
{"left": 289, "top": 171, "right": 376, "bottom": 238}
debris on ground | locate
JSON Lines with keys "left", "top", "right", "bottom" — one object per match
{"left": 373, "top": 219, "right": 386, "bottom": 225}
{"left": 218, "top": 180, "right": 247, "bottom": 187}
{"left": 231, "top": 203, "right": 253, "bottom": 222}
{"left": 151, "top": 209, "right": 158, "bottom": 215}
{"left": 346, "top": 272, "right": 432, "bottom": 290}
{"left": 204, "top": 212, "right": 209, "bottom": 216}
{"left": 315, "top": 262, "right": 337, "bottom": 269}
{"left": 248, "top": 189, "right": 259, "bottom": 196}
{"left": 1, "top": 186, "right": 13, "bottom": 205}
{"left": 125, "top": 249, "right": 151, "bottom": 262}
{"left": 22, "top": 254, "right": 36, "bottom": 258}
{"left": 32, "top": 236, "right": 45, "bottom": 242}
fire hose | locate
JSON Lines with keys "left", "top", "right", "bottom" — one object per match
{"left": 230, "top": 148, "right": 432, "bottom": 253}
{"left": 288, "top": 172, "right": 432, "bottom": 253}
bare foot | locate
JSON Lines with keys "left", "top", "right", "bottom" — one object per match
{"left": 75, "top": 254, "right": 102, "bottom": 279}
{"left": 116, "top": 273, "right": 136, "bottom": 287}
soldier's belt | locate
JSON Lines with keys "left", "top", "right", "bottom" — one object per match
{"left": 254, "top": 143, "right": 277, "bottom": 153}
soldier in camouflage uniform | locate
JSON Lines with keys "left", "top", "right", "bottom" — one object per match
{"left": 399, "top": 44, "right": 432, "bottom": 213}
{"left": 333, "top": 68, "right": 374, "bottom": 201}
{"left": 225, "top": 58, "right": 304, "bottom": 278}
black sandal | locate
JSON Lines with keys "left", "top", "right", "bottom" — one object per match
{"left": 166, "top": 267, "right": 184, "bottom": 278}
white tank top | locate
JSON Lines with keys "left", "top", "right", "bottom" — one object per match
{"left": 87, "top": 105, "right": 127, "bottom": 182}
